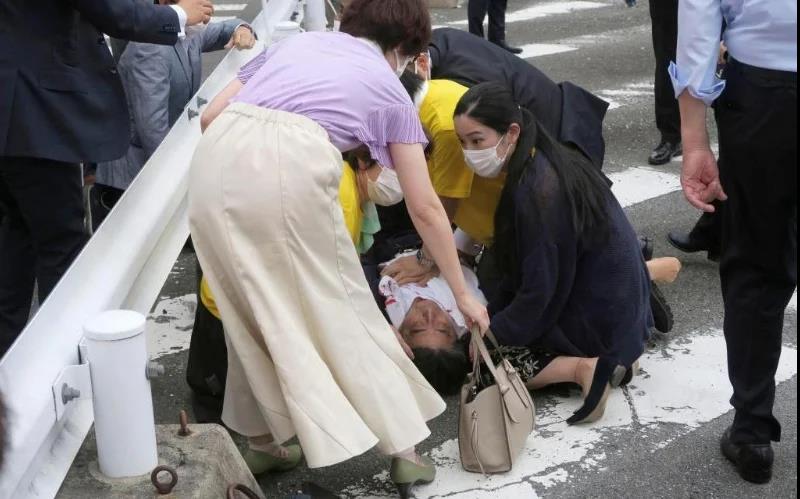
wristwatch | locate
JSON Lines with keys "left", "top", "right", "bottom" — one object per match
{"left": 416, "top": 247, "right": 435, "bottom": 269}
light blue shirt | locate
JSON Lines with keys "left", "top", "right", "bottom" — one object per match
{"left": 669, "top": 0, "right": 797, "bottom": 106}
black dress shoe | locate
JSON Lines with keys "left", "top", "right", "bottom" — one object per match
{"left": 648, "top": 141, "right": 682, "bottom": 165}
{"left": 492, "top": 41, "right": 523, "bottom": 54}
{"left": 649, "top": 282, "right": 673, "bottom": 333}
{"left": 721, "top": 428, "right": 774, "bottom": 484}
{"left": 639, "top": 236, "right": 654, "bottom": 261}
{"left": 667, "top": 232, "right": 720, "bottom": 262}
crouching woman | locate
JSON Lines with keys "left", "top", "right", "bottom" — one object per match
{"left": 454, "top": 83, "right": 652, "bottom": 424}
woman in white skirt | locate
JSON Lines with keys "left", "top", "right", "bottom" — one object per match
{"left": 189, "top": 0, "right": 489, "bottom": 495}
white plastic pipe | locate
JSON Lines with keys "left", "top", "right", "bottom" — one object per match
{"left": 83, "top": 310, "right": 157, "bottom": 478}
{"left": 304, "top": 0, "right": 327, "bottom": 31}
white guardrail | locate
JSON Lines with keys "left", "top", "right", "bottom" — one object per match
{"left": 0, "top": 1, "right": 326, "bottom": 496}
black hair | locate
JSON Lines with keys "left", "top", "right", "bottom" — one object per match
{"left": 400, "top": 70, "right": 425, "bottom": 101}
{"left": 411, "top": 337, "right": 469, "bottom": 396}
{"left": 454, "top": 82, "right": 610, "bottom": 276}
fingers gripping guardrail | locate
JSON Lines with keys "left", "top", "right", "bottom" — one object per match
{"left": 0, "top": 2, "right": 325, "bottom": 496}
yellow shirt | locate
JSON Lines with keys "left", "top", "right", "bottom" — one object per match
{"left": 200, "top": 161, "right": 364, "bottom": 319}
{"left": 419, "top": 80, "right": 506, "bottom": 246}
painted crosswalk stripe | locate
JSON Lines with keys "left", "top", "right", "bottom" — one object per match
{"left": 214, "top": 3, "right": 248, "bottom": 11}
{"left": 608, "top": 167, "right": 681, "bottom": 208}
{"left": 210, "top": 15, "right": 237, "bottom": 22}
{"left": 596, "top": 81, "right": 653, "bottom": 110}
{"left": 450, "top": 0, "right": 607, "bottom": 26}
{"left": 341, "top": 332, "right": 797, "bottom": 498}
{"left": 518, "top": 43, "right": 579, "bottom": 59}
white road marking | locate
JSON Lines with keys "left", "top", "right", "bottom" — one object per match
{"left": 608, "top": 167, "right": 681, "bottom": 208}
{"left": 596, "top": 81, "right": 653, "bottom": 110}
{"left": 341, "top": 332, "right": 798, "bottom": 498}
{"left": 210, "top": 15, "right": 237, "bottom": 22}
{"left": 214, "top": 3, "right": 248, "bottom": 11}
{"left": 450, "top": 0, "right": 607, "bottom": 25}
{"left": 147, "top": 294, "right": 197, "bottom": 357}
{"left": 518, "top": 43, "right": 579, "bottom": 58}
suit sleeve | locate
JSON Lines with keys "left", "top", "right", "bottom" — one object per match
{"left": 200, "top": 19, "right": 245, "bottom": 52}
{"left": 127, "top": 45, "right": 172, "bottom": 157}
{"left": 71, "top": 0, "right": 180, "bottom": 45}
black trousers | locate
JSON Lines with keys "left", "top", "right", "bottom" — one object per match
{"left": 649, "top": 0, "right": 681, "bottom": 143}
{"left": 0, "top": 157, "right": 87, "bottom": 355}
{"left": 468, "top": 0, "right": 508, "bottom": 43}
{"left": 715, "top": 59, "right": 797, "bottom": 444}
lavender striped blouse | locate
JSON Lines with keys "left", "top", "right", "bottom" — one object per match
{"left": 232, "top": 31, "right": 427, "bottom": 168}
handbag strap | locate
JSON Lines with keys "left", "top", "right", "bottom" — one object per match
{"left": 470, "top": 326, "right": 532, "bottom": 419}
{"left": 469, "top": 327, "right": 507, "bottom": 395}
{"left": 469, "top": 410, "right": 487, "bottom": 476}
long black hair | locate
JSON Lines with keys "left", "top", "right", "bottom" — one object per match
{"left": 454, "top": 82, "right": 610, "bottom": 276}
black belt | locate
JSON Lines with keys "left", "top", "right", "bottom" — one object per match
{"left": 729, "top": 58, "right": 797, "bottom": 87}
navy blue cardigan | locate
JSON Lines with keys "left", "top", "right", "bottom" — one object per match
{"left": 485, "top": 151, "right": 652, "bottom": 367}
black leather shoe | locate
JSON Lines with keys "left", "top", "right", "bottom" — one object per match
{"left": 648, "top": 141, "right": 682, "bottom": 165}
{"left": 492, "top": 41, "right": 523, "bottom": 54}
{"left": 639, "top": 236, "right": 654, "bottom": 261}
{"left": 649, "top": 282, "right": 673, "bottom": 333}
{"left": 721, "top": 428, "right": 774, "bottom": 484}
{"left": 667, "top": 232, "right": 720, "bottom": 262}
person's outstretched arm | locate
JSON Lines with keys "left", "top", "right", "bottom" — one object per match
{"left": 200, "top": 78, "right": 242, "bottom": 132}
{"left": 72, "top": 0, "right": 214, "bottom": 45}
{"left": 391, "top": 142, "right": 489, "bottom": 333}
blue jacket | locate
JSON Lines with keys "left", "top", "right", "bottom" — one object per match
{"left": 429, "top": 28, "right": 609, "bottom": 171}
{"left": 0, "top": 0, "right": 181, "bottom": 162}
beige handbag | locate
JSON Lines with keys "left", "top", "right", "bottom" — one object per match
{"left": 458, "top": 328, "right": 535, "bottom": 474}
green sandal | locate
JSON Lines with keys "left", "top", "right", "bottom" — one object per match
{"left": 242, "top": 444, "right": 303, "bottom": 475}
{"left": 390, "top": 455, "right": 435, "bottom": 499}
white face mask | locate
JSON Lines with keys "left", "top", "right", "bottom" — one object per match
{"left": 393, "top": 49, "right": 413, "bottom": 77}
{"left": 367, "top": 167, "right": 404, "bottom": 206}
{"left": 463, "top": 134, "right": 511, "bottom": 178}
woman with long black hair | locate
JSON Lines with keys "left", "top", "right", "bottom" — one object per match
{"left": 453, "top": 82, "right": 653, "bottom": 424}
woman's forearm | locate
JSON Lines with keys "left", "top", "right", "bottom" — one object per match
{"left": 201, "top": 78, "right": 243, "bottom": 132}
{"left": 391, "top": 143, "right": 468, "bottom": 297}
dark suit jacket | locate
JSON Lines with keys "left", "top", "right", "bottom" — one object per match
{"left": 0, "top": 0, "right": 182, "bottom": 163}
{"left": 429, "top": 28, "right": 609, "bottom": 170}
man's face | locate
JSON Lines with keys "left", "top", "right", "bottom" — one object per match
{"left": 399, "top": 299, "right": 458, "bottom": 350}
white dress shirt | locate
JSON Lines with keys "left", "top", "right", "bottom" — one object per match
{"left": 669, "top": 0, "right": 797, "bottom": 106}
{"left": 379, "top": 258, "right": 487, "bottom": 337}
{"left": 169, "top": 4, "right": 188, "bottom": 38}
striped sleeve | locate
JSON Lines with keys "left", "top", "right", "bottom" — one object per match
{"left": 237, "top": 48, "right": 269, "bottom": 84}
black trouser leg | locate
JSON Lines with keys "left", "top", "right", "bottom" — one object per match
{"left": 90, "top": 183, "right": 125, "bottom": 233}
{"left": 0, "top": 157, "right": 86, "bottom": 354}
{"left": 649, "top": 0, "right": 681, "bottom": 143}
{"left": 715, "top": 60, "right": 797, "bottom": 445}
{"left": 468, "top": 0, "right": 489, "bottom": 38}
{"left": 487, "top": 0, "right": 509, "bottom": 44}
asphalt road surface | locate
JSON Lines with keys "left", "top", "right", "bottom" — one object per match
{"left": 144, "top": 1, "right": 798, "bottom": 497}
